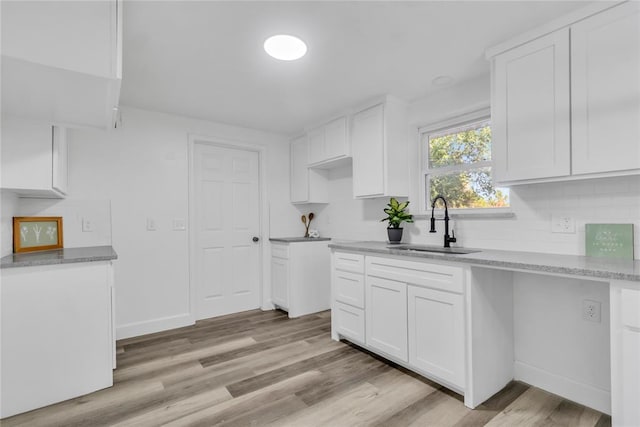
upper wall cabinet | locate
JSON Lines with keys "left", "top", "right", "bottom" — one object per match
{"left": 351, "top": 97, "right": 409, "bottom": 198}
{"left": 1, "top": 0, "right": 122, "bottom": 129}
{"left": 307, "top": 116, "right": 350, "bottom": 167}
{"left": 492, "top": 30, "right": 571, "bottom": 182}
{"left": 571, "top": 2, "right": 640, "bottom": 175}
{"left": 290, "top": 135, "right": 329, "bottom": 204}
{"left": 1, "top": 116, "right": 68, "bottom": 198}
{"left": 489, "top": 2, "right": 640, "bottom": 185}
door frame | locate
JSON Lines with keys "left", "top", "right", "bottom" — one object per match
{"left": 187, "top": 134, "right": 271, "bottom": 323}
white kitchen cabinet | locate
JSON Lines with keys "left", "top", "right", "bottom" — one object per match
{"left": 1, "top": 262, "right": 115, "bottom": 418}
{"left": 333, "top": 301, "right": 366, "bottom": 345}
{"left": 611, "top": 283, "right": 640, "bottom": 427}
{"left": 332, "top": 251, "right": 366, "bottom": 344}
{"left": 1, "top": 116, "right": 68, "bottom": 198}
{"left": 408, "top": 285, "right": 465, "bottom": 388}
{"left": 365, "top": 276, "right": 408, "bottom": 362}
{"left": 270, "top": 255, "right": 289, "bottom": 309}
{"left": 1, "top": 0, "right": 122, "bottom": 129}
{"left": 492, "top": 29, "right": 571, "bottom": 183}
{"left": 290, "top": 135, "right": 328, "bottom": 204}
{"left": 490, "top": 2, "right": 640, "bottom": 185}
{"left": 307, "top": 116, "right": 350, "bottom": 167}
{"left": 571, "top": 2, "right": 640, "bottom": 176}
{"left": 351, "top": 97, "right": 409, "bottom": 198}
{"left": 270, "top": 240, "right": 331, "bottom": 318}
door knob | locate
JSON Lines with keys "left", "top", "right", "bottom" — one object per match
{"left": 252, "top": 236, "right": 260, "bottom": 242}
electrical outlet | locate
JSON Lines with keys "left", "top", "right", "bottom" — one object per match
{"left": 172, "top": 218, "right": 186, "bottom": 231}
{"left": 82, "top": 218, "right": 95, "bottom": 232}
{"left": 551, "top": 215, "right": 576, "bottom": 233}
{"left": 582, "top": 299, "right": 601, "bottom": 323}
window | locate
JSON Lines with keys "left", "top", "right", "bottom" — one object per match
{"left": 421, "top": 114, "right": 509, "bottom": 211}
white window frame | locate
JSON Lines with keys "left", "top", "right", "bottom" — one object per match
{"left": 418, "top": 106, "right": 512, "bottom": 217}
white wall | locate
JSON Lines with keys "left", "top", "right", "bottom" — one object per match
{"left": 15, "top": 199, "right": 112, "bottom": 249}
{"left": 513, "top": 273, "right": 611, "bottom": 413}
{"left": 1, "top": 191, "right": 19, "bottom": 257}
{"left": 66, "top": 106, "right": 298, "bottom": 339}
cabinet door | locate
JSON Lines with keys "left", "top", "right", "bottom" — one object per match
{"left": 408, "top": 285, "right": 465, "bottom": 388}
{"left": 324, "top": 117, "right": 348, "bottom": 160}
{"left": 290, "top": 136, "right": 309, "bottom": 203}
{"left": 571, "top": 2, "right": 640, "bottom": 175}
{"left": 492, "top": 29, "right": 570, "bottom": 182}
{"left": 307, "top": 127, "right": 325, "bottom": 165}
{"left": 0, "top": 117, "right": 64, "bottom": 197}
{"left": 619, "top": 287, "right": 640, "bottom": 426}
{"left": 352, "top": 104, "right": 385, "bottom": 197}
{"left": 52, "top": 127, "right": 68, "bottom": 195}
{"left": 271, "top": 257, "right": 289, "bottom": 309}
{"left": 366, "top": 276, "right": 407, "bottom": 361}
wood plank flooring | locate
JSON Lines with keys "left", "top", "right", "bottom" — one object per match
{"left": 2, "top": 309, "right": 611, "bottom": 426}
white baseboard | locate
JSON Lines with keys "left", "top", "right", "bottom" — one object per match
{"left": 514, "top": 361, "right": 611, "bottom": 415}
{"left": 116, "top": 313, "right": 194, "bottom": 340}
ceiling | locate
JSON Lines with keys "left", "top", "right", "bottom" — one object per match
{"left": 121, "top": 1, "right": 593, "bottom": 135}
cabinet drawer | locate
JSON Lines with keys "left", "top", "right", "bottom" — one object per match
{"left": 271, "top": 244, "right": 289, "bottom": 260}
{"left": 334, "top": 270, "right": 364, "bottom": 308}
{"left": 334, "top": 252, "right": 364, "bottom": 274}
{"left": 366, "top": 256, "right": 464, "bottom": 294}
{"left": 621, "top": 288, "right": 640, "bottom": 329}
{"left": 334, "top": 302, "right": 365, "bottom": 344}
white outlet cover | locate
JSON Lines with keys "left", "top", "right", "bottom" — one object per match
{"left": 551, "top": 215, "right": 576, "bottom": 233}
{"left": 582, "top": 299, "right": 601, "bottom": 323}
{"left": 146, "top": 218, "right": 157, "bottom": 231}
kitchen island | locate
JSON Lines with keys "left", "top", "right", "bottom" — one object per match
{"left": 329, "top": 241, "right": 639, "bottom": 427}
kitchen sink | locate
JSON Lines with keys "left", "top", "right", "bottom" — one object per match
{"left": 388, "top": 244, "right": 480, "bottom": 255}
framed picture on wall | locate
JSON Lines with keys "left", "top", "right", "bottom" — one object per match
{"left": 13, "top": 217, "right": 64, "bottom": 253}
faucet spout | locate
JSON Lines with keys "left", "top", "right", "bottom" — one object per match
{"left": 430, "top": 195, "right": 457, "bottom": 248}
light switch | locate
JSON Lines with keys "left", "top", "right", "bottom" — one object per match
{"left": 173, "top": 218, "right": 186, "bottom": 231}
{"left": 146, "top": 218, "right": 157, "bottom": 231}
{"left": 82, "top": 218, "right": 95, "bottom": 232}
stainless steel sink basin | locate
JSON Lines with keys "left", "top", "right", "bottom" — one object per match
{"left": 388, "top": 244, "right": 480, "bottom": 255}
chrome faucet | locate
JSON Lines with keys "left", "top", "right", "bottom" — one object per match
{"left": 430, "top": 195, "right": 456, "bottom": 248}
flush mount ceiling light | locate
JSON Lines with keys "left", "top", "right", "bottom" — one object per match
{"left": 264, "top": 35, "right": 307, "bottom": 61}
{"left": 432, "top": 75, "right": 454, "bottom": 87}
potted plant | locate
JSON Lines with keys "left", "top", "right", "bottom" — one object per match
{"left": 381, "top": 197, "right": 414, "bottom": 244}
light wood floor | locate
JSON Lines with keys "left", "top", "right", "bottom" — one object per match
{"left": 3, "top": 309, "right": 611, "bottom": 426}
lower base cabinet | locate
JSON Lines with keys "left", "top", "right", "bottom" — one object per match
{"left": 333, "top": 301, "right": 365, "bottom": 344}
{"left": 408, "top": 285, "right": 465, "bottom": 388}
{"left": 613, "top": 285, "right": 640, "bottom": 427}
{"left": 1, "top": 262, "right": 115, "bottom": 418}
{"left": 270, "top": 240, "right": 331, "bottom": 318}
{"left": 332, "top": 251, "right": 465, "bottom": 395}
{"left": 366, "top": 276, "right": 408, "bottom": 362}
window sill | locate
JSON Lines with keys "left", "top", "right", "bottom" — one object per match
{"left": 414, "top": 209, "right": 516, "bottom": 220}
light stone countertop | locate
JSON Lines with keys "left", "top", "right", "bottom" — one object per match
{"left": 328, "top": 241, "right": 640, "bottom": 282}
{"left": 1, "top": 246, "right": 118, "bottom": 269}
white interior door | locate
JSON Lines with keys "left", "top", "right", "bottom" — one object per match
{"left": 194, "top": 143, "right": 261, "bottom": 320}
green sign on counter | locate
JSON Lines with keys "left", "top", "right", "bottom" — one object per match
{"left": 585, "top": 224, "right": 634, "bottom": 259}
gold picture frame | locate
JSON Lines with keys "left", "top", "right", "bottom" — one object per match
{"left": 13, "top": 217, "right": 64, "bottom": 253}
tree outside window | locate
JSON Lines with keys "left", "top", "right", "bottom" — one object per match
{"left": 423, "top": 119, "right": 509, "bottom": 209}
